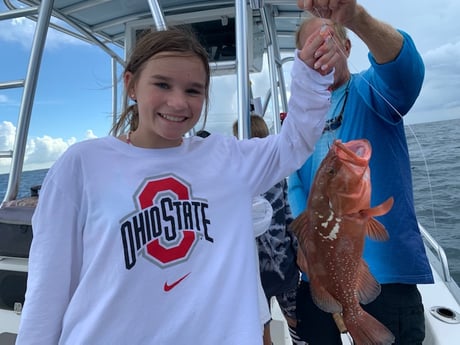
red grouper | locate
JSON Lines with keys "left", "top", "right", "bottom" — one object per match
{"left": 291, "top": 139, "right": 395, "bottom": 345}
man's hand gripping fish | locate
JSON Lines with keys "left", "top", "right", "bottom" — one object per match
{"left": 291, "top": 139, "right": 395, "bottom": 345}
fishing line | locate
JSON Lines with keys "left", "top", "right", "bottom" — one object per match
{"left": 307, "top": 6, "right": 438, "bottom": 234}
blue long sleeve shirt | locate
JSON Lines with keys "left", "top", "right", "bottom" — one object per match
{"left": 288, "top": 31, "right": 434, "bottom": 285}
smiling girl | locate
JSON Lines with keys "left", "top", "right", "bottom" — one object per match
{"left": 17, "top": 27, "right": 334, "bottom": 345}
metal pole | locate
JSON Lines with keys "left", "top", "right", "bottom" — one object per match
{"left": 147, "top": 0, "right": 167, "bottom": 30}
{"left": 260, "top": 4, "right": 286, "bottom": 134}
{"left": 236, "top": 0, "right": 251, "bottom": 140}
{"left": 3, "top": 0, "right": 55, "bottom": 203}
{"left": 111, "top": 57, "right": 118, "bottom": 130}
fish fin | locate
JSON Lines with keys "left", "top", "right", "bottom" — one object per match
{"left": 310, "top": 279, "right": 342, "bottom": 314}
{"left": 296, "top": 245, "right": 310, "bottom": 276}
{"left": 344, "top": 307, "right": 395, "bottom": 345}
{"left": 292, "top": 212, "right": 311, "bottom": 276}
{"left": 366, "top": 197, "right": 394, "bottom": 217}
{"left": 362, "top": 197, "right": 393, "bottom": 241}
{"left": 290, "top": 211, "right": 309, "bottom": 240}
{"left": 356, "top": 259, "right": 381, "bottom": 304}
{"left": 366, "top": 218, "right": 390, "bottom": 241}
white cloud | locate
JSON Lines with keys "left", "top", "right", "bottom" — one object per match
{"left": 0, "top": 12, "right": 87, "bottom": 50}
{"left": 25, "top": 135, "right": 76, "bottom": 166}
{"left": 0, "top": 17, "right": 34, "bottom": 49}
{"left": 85, "top": 129, "right": 98, "bottom": 139}
{"left": 0, "top": 121, "right": 15, "bottom": 172}
{"left": 407, "top": 40, "right": 460, "bottom": 123}
{"left": 423, "top": 41, "right": 460, "bottom": 70}
{"left": 0, "top": 121, "right": 101, "bottom": 173}
{"left": 0, "top": 121, "right": 15, "bottom": 150}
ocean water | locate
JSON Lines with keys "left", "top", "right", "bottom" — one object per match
{"left": 0, "top": 118, "right": 459, "bottom": 282}
{"left": 0, "top": 168, "right": 48, "bottom": 201}
{"left": 406, "top": 118, "right": 460, "bottom": 283}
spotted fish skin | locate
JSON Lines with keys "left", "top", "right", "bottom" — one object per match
{"left": 291, "top": 139, "right": 395, "bottom": 345}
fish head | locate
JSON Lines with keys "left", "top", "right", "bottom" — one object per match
{"left": 319, "top": 139, "right": 372, "bottom": 215}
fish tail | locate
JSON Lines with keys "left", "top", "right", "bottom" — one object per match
{"left": 344, "top": 308, "right": 395, "bottom": 345}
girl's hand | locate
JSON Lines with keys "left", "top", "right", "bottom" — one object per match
{"left": 297, "top": 24, "right": 338, "bottom": 75}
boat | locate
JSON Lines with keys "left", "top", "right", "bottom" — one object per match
{"left": 1, "top": 1, "right": 460, "bottom": 344}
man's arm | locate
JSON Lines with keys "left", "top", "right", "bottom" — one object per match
{"left": 346, "top": 5, "right": 403, "bottom": 64}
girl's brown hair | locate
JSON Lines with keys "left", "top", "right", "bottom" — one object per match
{"left": 111, "top": 26, "right": 211, "bottom": 136}
{"left": 232, "top": 114, "right": 270, "bottom": 139}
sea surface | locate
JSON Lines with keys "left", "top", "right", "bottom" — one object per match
{"left": 406, "top": 118, "right": 460, "bottom": 283}
{"left": 1, "top": 118, "right": 459, "bottom": 282}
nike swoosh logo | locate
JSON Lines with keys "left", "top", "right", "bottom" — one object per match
{"left": 163, "top": 272, "right": 191, "bottom": 292}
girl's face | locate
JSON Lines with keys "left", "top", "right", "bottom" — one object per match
{"left": 125, "top": 52, "right": 207, "bottom": 148}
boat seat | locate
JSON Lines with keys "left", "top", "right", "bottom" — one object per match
{"left": 0, "top": 268, "right": 26, "bottom": 312}
{"left": 0, "top": 201, "right": 33, "bottom": 314}
{"left": 0, "top": 193, "right": 38, "bottom": 314}
{"left": 0, "top": 333, "right": 16, "bottom": 345}
{"left": 0, "top": 199, "right": 36, "bottom": 258}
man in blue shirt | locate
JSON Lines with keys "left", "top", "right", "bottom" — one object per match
{"left": 289, "top": 1, "right": 434, "bottom": 344}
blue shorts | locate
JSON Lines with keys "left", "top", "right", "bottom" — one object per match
{"left": 296, "top": 281, "right": 425, "bottom": 345}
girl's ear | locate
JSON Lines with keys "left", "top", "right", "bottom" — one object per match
{"left": 344, "top": 38, "right": 352, "bottom": 58}
{"left": 124, "top": 72, "right": 135, "bottom": 99}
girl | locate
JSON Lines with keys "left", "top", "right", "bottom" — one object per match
{"left": 17, "top": 26, "right": 334, "bottom": 345}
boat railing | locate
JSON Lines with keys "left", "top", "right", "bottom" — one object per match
{"left": 419, "top": 222, "right": 452, "bottom": 283}
{"left": 0, "top": 0, "right": 124, "bottom": 205}
{"left": 419, "top": 222, "right": 460, "bottom": 312}
{"left": 0, "top": 151, "right": 13, "bottom": 159}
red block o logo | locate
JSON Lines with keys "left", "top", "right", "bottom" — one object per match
{"left": 138, "top": 177, "right": 196, "bottom": 265}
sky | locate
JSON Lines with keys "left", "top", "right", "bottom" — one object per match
{"left": 1, "top": 0, "right": 459, "bottom": 173}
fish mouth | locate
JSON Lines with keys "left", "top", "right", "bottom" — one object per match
{"left": 333, "top": 139, "right": 371, "bottom": 165}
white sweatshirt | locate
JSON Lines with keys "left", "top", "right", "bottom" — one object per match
{"left": 16, "top": 53, "right": 332, "bottom": 345}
